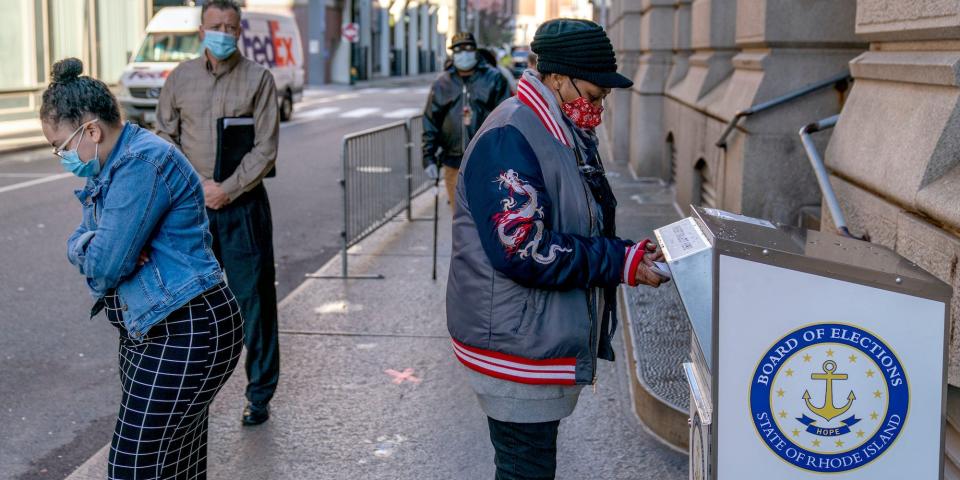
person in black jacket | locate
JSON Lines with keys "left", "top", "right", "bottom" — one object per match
{"left": 422, "top": 32, "right": 511, "bottom": 211}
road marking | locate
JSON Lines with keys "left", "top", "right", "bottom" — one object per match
{"left": 0, "top": 173, "right": 57, "bottom": 178}
{"left": 298, "top": 107, "right": 341, "bottom": 119}
{"left": 382, "top": 107, "right": 421, "bottom": 119}
{"left": 356, "top": 166, "right": 392, "bottom": 173}
{"left": 341, "top": 108, "right": 382, "bottom": 118}
{"left": 0, "top": 173, "right": 73, "bottom": 195}
{"left": 295, "top": 93, "right": 360, "bottom": 110}
{"left": 303, "top": 88, "right": 341, "bottom": 99}
{"left": 282, "top": 107, "right": 343, "bottom": 128}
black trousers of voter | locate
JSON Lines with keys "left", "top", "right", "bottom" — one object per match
{"left": 487, "top": 417, "right": 561, "bottom": 480}
{"left": 207, "top": 184, "right": 280, "bottom": 406}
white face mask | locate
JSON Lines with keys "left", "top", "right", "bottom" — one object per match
{"left": 453, "top": 51, "right": 478, "bottom": 71}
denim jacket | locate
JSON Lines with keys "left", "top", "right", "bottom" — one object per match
{"left": 67, "top": 123, "right": 223, "bottom": 340}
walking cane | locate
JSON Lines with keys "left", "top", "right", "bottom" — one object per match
{"left": 432, "top": 82, "right": 470, "bottom": 280}
{"left": 432, "top": 158, "right": 440, "bottom": 281}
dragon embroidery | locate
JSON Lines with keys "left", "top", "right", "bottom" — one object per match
{"left": 491, "top": 169, "right": 572, "bottom": 264}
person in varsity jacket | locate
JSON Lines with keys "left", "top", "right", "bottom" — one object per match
{"left": 446, "top": 19, "right": 667, "bottom": 479}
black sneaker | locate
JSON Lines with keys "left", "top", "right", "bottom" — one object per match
{"left": 241, "top": 402, "right": 269, "bottom": 426}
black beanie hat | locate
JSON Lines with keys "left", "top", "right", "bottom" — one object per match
{"left": 531, "top": 19, "right": 633, "bottom": 89}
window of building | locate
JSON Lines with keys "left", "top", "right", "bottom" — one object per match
{"left": 518, "top": 0, "right": 536, "bottom": 17}
{"left": 97, "top": 0, "right": 148, "bottom": 83}
{"left": 49, "top": 0, "right": 88, "bottom": 65}
{"left": 0, "top": 0, "right": 37, "bottom": 91}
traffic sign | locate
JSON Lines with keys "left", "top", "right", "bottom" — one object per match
{"left": 342, "top": 23, "right": 359, "bottom": 43}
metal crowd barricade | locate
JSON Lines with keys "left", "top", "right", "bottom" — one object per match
{"left": 405, "top": 115, "right": 432, "bottom": 220}
{"left": 309, "top": 115, "right": 431, "bottom": 279}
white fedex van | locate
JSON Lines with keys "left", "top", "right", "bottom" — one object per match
{"left": 117, "top": 6, "right": 304, "bottom": 126}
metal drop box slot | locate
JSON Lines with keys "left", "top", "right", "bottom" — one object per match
{"left": 655, "top": 207, "right": 952, "bottom": 479}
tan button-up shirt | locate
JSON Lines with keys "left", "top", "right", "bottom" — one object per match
{"left": 156, "top": 52, "right": 278, "bottom": 201}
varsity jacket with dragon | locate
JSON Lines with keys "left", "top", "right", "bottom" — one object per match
{"left": 446, "top": 71, "right": 650, "bottom": 385}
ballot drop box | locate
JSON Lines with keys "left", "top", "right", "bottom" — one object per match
{"left": 654, "top": 207, "right": 952, "bottom": 479}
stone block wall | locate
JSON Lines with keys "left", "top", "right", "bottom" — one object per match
{"left": 610, "top": 0, "right": 864, "bottom": 224}
{"left": 823, "top": 1, "right": 960, "bottom": 388}
{"left": 605, "top": 0, "right": 645, "bottom": 164}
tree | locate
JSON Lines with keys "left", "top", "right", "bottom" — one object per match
{"left": 468, "top": 0, "right": 516, "bottom": 47}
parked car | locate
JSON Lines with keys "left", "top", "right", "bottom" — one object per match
{"left": 117, "top": 6, "right": 304, "bottom": 127}
{"left": 510, "top": 48, "right": 530, "bottom": 78}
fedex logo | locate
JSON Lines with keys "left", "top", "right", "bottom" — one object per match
{"left": 126, "top": 70, "right": 171, "bottom": 80}
{"left": 240, "top": 19, "right": 297, "bottom": 68}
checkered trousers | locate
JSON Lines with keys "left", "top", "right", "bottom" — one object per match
{"left": 104, "top": 282, "right": 243, "bottom": 479}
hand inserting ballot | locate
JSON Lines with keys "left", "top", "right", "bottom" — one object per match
{"left": 634, "top": 242, "right": 666, "bottom": 287}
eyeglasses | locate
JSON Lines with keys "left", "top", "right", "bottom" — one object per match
{"left": 53, "top": 119, "right": 98, "bottom": 159}
{"left": 452, "top": 45, "right": 476, "bottom": 53}
{"left": 571, "top": 79, "right": 609, "bottom": 104}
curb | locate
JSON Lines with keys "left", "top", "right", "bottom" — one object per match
{"left": 0, "top": 136, "right": 47, "bottom": 155}
{"left": 619, "top": 285, "right": 690, "bottom": 453}
{"left": 63, "top": 180, "right": 442, "bottom": 480}
{"left": 354, "top": 73, "right": 438, "bottom": 89}
{"left": 63, "top": 220, "right": 374, "bottom": 480}
{"left": 601, "top": 121, "right": 689, "bottom": 453}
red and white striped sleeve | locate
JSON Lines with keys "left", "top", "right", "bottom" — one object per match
{"left": 622, "top": 239, "right": 651, "bottom": 287}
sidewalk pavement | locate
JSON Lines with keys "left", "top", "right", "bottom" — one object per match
{"left": 65, "top": 179, "right": 688, "bottom": 479}
{"left": 605, "top": 161, "right": 691, "bottom": 449}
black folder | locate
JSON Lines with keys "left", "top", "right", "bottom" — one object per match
{"left": 214, "top": 116, "right": 275, "bottom": 182}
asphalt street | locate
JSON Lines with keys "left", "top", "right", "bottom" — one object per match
{"left": 0, "top": 85, "right": 428, "bottom": 479}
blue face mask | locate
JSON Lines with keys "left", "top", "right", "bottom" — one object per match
{"left": 203, "top": 30, "right": 238, "bottom": 60}
{"left": 61, "top": 148, "right": 101, "bottom": 177}
{"left": 56, "top": 121, "right": 101, "bottom": 178}
{"left": 453, "top": 51, "right": 478, "bottom": 71}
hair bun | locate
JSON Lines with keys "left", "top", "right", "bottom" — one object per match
{"left": 51, "top": 58, "right": 84, "bottom": 83}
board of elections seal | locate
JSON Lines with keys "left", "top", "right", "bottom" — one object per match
{"left": 749, "top": 323, "right": 908, "bottom": 473}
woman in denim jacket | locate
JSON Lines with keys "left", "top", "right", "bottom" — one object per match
{"left": 40, "top": 58, "right": 243, "bottom": 480}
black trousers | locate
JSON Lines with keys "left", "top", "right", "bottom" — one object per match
{"left": 487, "top": 417, "right": 561, "bottom": 480}
{"left": 106, "top": 283, "right": 243, "bottom": 479}
{"left": 207, "top": 184, "right": 280, "bottom": 406}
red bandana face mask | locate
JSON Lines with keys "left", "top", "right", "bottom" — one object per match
{"left": 559, "top": 80, "right": 604, "bottom": 130}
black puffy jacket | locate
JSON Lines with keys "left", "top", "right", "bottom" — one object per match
{"left": 422, "top": 63, "right": 512, "bottom": 169}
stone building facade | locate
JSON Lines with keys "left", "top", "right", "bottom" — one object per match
{"left": 606, "top": 0, "right": 960, "bottom": 471}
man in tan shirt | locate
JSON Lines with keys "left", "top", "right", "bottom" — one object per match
{"left": 156, "top": 0, "right": 280, "bottom": 426}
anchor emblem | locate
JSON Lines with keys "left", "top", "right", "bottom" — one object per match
{"left": 803, "top": 360, "right": 856, "bottom": 422}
